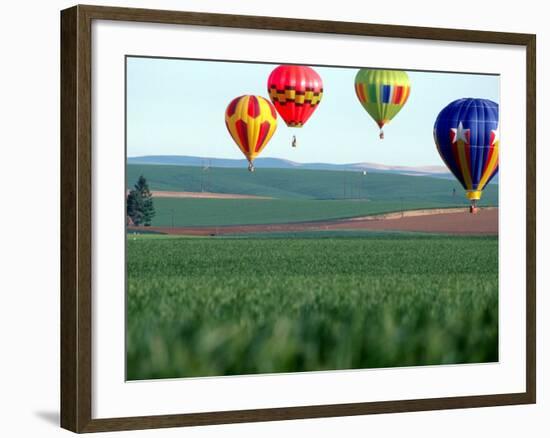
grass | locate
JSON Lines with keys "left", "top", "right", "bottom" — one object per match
{"left": 126, "top": 234, "right": 498, "bottom": 380}
{"left": 150, "top": 198, "right": 470, "bottom": 227}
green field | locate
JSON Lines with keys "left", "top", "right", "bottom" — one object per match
{"left": 127, "top": 164, "right": 498, "bottom": 227}
{"left": 127, "top": 233, "right": 499, "bottom": 380}
{"left": 150, "top": 198, "right": 462, "bottom": 227}
{"left": 127, "top": 164, "right": 499, "bottom": 202}
{"left": 127, "top": 164, "right": 499, "bottom": 379}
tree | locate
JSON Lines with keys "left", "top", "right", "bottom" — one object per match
{"left": 127, "top": 175, "right": 155, "bottom": 226}
{"left": 126, "top": 190, "right": 143, "bottom": 225}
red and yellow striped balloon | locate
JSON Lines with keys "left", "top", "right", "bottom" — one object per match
{"left": 225, "top": 95, "right": 278, "bottom": 171}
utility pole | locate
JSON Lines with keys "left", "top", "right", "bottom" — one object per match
{"left": 202, "top": 158, "right": 210, "bottom": 192}
{"left": 202, "top": 159, "right": 204, "bottom": 192}
{"left": 343, "top": 175, "right": 346, "bottom": 199}
{"left": 208, "top": 159, "right": 211, "bottom": 192}
{"left": 361, "top": 170, "right": 367, "bottom": 201}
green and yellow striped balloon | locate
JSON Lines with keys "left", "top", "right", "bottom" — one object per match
{"left": 354, "top": 69, "right": 411, "bottom": 139}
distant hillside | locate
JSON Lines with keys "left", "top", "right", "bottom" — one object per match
{"left": 127, "top": 155, "right": 454, "bottom": 178}
{"left": 127, "top": 163, "right": 498, "bottom": 206}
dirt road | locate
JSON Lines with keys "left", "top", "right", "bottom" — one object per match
{"left": 129, "top": 208, "right": 498, "bottom": 236}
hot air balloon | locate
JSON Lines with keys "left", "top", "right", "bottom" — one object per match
{"left": 354, "top": 69, "right": 411, "bottom": 139}
{"left": 433, "top": 98, "right": 499, "bottom": 213}
{"left": 267, "top": 65, "right": 323, "bottom": 147}
{"left": 225, "top": 95, "right": 278, "bottom": 172}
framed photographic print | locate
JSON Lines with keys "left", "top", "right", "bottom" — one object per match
{"left": 60, "top": 4, "right": 536, "bottom": 433}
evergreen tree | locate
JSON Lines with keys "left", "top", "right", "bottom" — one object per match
{"left": 126, "top": 189, "right": 143, "bottom": 225}
{"left": 126, "top": 175, "right": 155, "bottom": 226}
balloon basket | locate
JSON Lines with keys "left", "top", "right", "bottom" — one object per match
{"left": 469, "top": 199, "right": 479, "bottom": 214}
{"left": 291, "top": 135, "right": 297, "bottom": 148}
{"left": 467, "top": 192, "right": 481, "bottom": 213}
{"left": 379, "top": 130, "right": 384, "bottom": 140}
{"left": 247, "top": 162, "right": 255, "bottom": 172}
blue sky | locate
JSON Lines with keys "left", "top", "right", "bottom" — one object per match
{"left": 127, "top": 57, "right": 499, "bottom": 166}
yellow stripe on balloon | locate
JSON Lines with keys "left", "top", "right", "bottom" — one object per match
{"left": 249, "top": 97, "right": 277, "bottom": 160}
{"left": 400, "top": 86, "right": 410, "bottom": 105}
{"left": 235, "top": 96, "right": 251, "bottom": 154}
{"left": 456, "top": 140, "right": 473, "bottom": 190}
{"left": 247, "top": 98, "right": 259, "bottom": 155}
{"left": 477, "top": 142, "right": 499, "bottom": 190}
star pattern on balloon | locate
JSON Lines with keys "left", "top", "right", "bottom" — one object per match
{"left": 450, "top": 121, "right": 471, "bottom": 144}
{"left": 490, "top": 128, "right": 500, "bottom": 146}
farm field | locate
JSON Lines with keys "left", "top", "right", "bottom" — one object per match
{"left": 126, "top": 233, "right": 499, "bottom": 380}
{"left": 136, "top": 208, "right": 498, "bottom": 236}
{"left": 127, "top": 164, "right": 498, "bottom": 227}
{"left": 149, "top": 198, "right": 465, "bottom": 227}
{"left": 127, "top": 164, "right": 499, "bottom": 203}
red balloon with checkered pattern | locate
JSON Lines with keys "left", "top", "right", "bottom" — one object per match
{"left": 267, "top": 65, "right": 323, "bottom": 128}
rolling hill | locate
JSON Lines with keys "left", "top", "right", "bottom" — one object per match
{"left": 126, "top": 164, "right": 498, "bottom": 227}
{"left": 127, "top": 163, "right": 499, "bottom": 205}
{"left": 127, "top": 155, "right": 453, "bottom": 178}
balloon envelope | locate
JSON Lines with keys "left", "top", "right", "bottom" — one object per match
{"left": 433, "top": 98, "right": 499, "bottom": 201}
{"left": 225, "top": 95, "right": 278, "bottom": 166}
{"left": 354, "top": 69, "right": 411, "bottom": 134}
{"left": 267, "top": 65, "right": 323, "bottom": 128}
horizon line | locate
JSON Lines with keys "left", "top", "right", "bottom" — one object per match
{"left": 126, "top": 154, "right": 450, "bottom": 170}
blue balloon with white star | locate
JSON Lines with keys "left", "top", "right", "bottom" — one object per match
{"left": 433, "top": 98, "right": 499, "bottom": 203}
